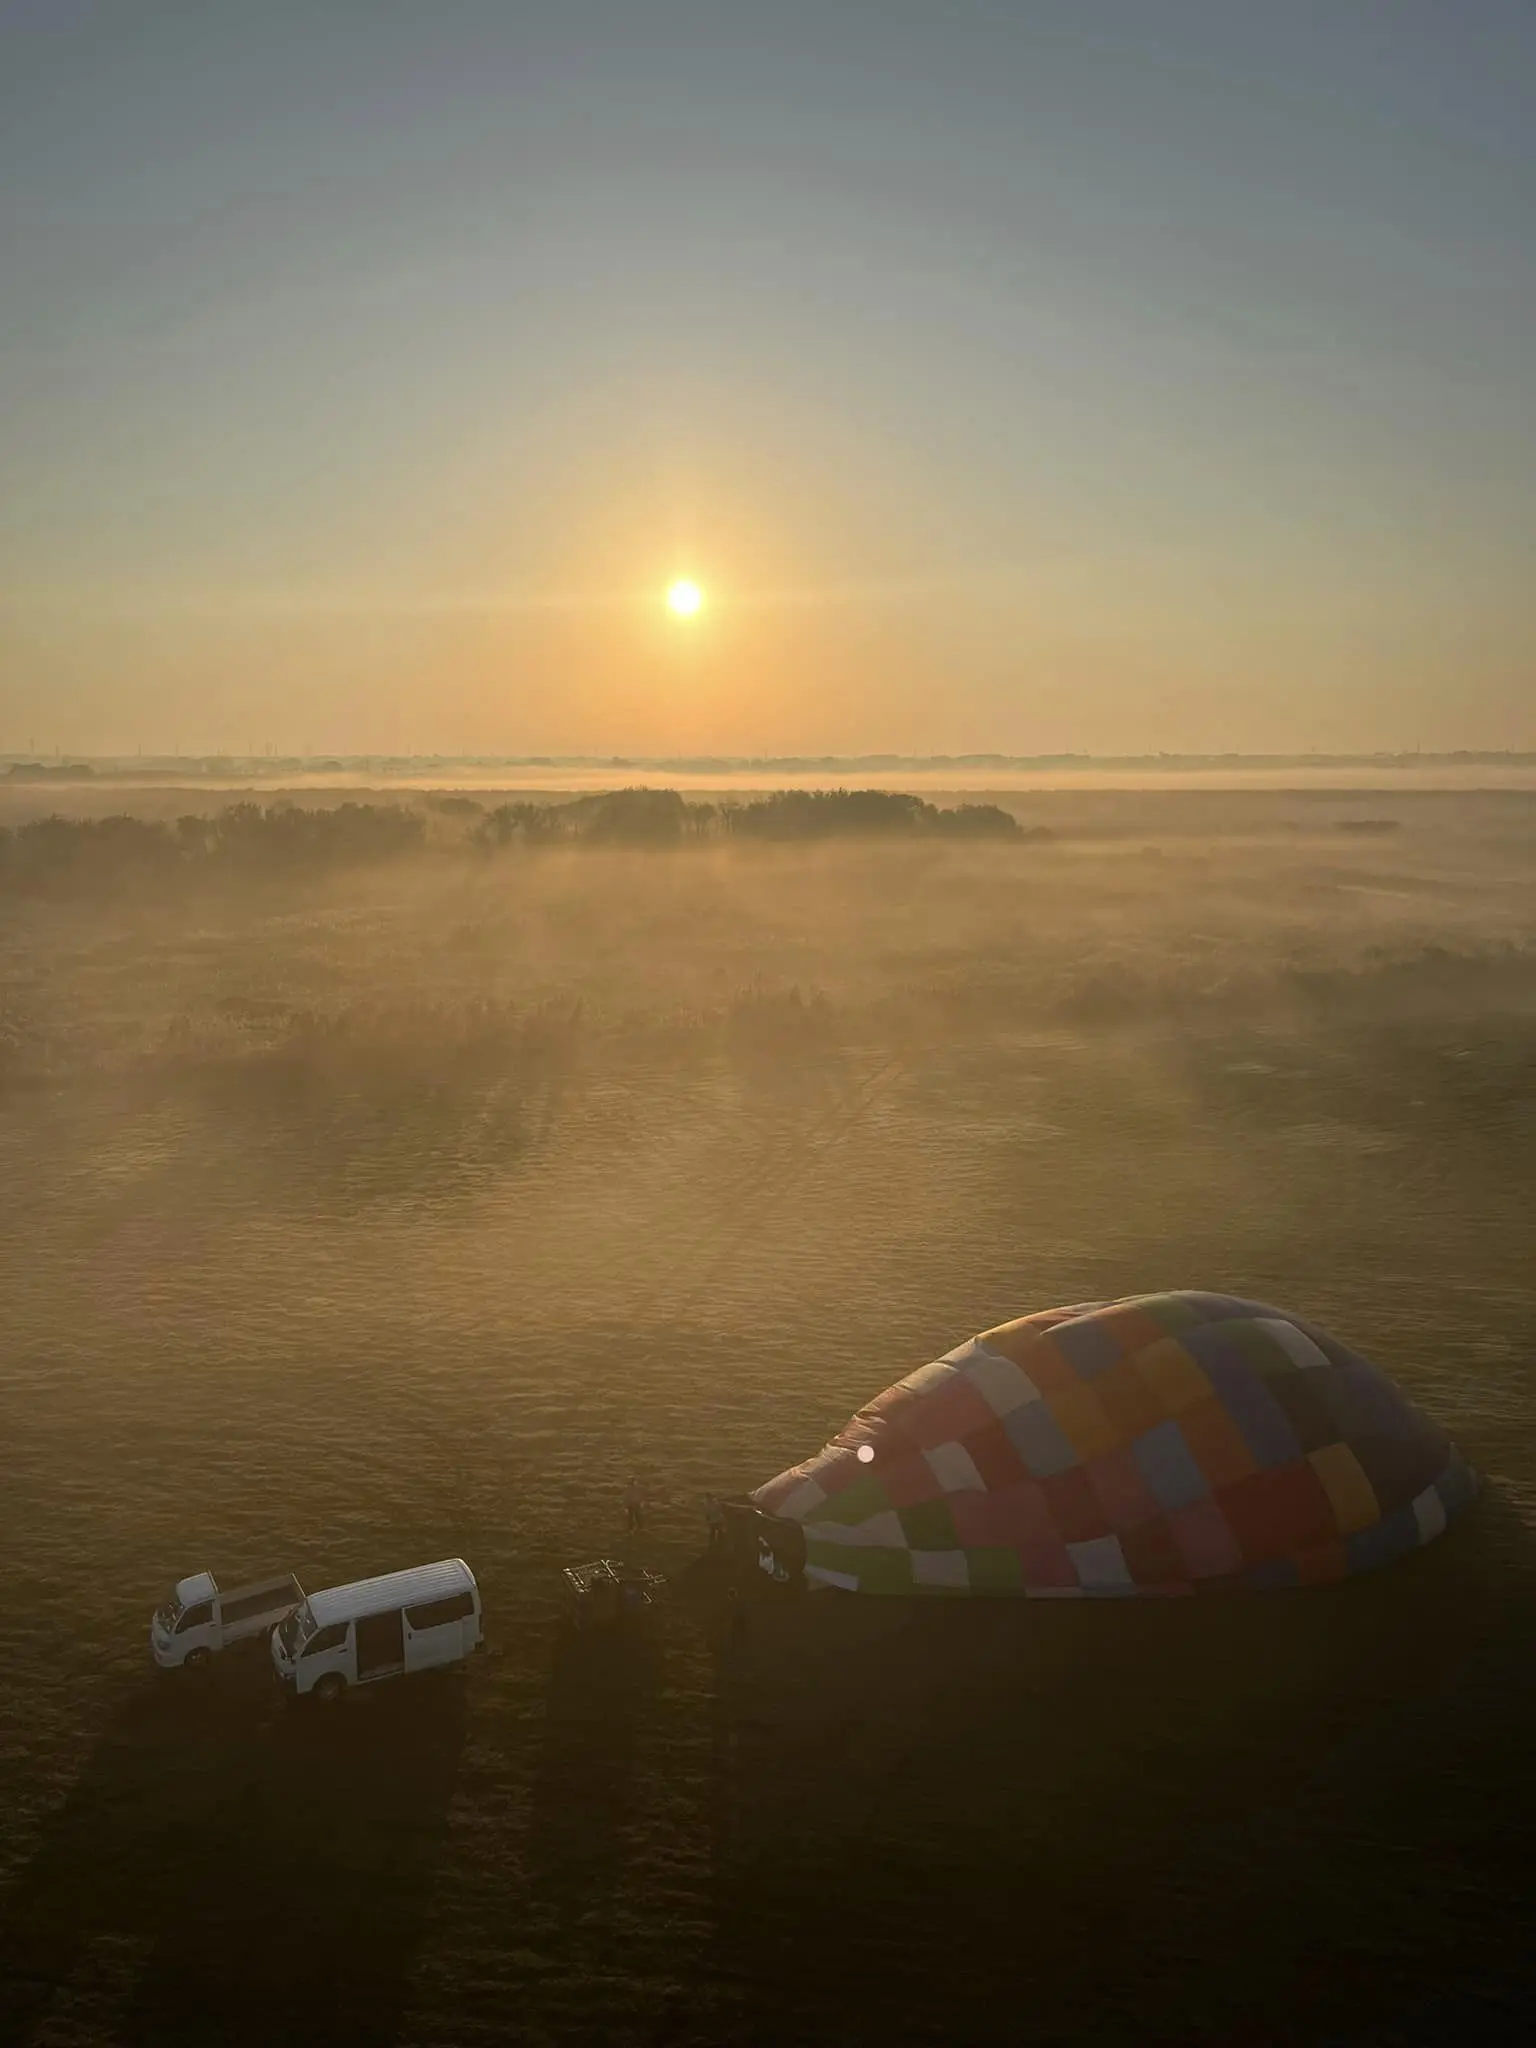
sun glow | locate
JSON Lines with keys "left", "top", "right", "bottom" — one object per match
{"left": 666, "top": 578, "right": 704, "bottom": 618}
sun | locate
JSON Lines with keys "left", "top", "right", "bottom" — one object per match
{"left": 666, "top": 577, "right": 704, "bottom": 619}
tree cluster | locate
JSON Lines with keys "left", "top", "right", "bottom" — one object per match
{"left": 474, "top": 786, "right": 1023, "bottom": 847}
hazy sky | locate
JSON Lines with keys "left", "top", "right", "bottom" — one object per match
{"left": 3, "top": 2, "right": 1534, "bottom": 756}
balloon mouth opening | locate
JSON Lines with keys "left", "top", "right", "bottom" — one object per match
{"left": 856, "top": 1444, "right": 875, "bottom": 1464}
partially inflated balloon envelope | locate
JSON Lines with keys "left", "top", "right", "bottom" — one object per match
{"left": 752, "top": 1294, "right": 1477, "bottom": 1596}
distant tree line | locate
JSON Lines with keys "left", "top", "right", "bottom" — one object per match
{"left": 0, "top": 802, "right": 424, "bottom": 895}
{"left": 0, "top": 788, "right": 1028, "bottom": 894}
{"left": 473, "top": 786, "right": 1026, "bottom": 847}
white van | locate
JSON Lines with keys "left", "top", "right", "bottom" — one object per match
{"left": 151, "top": 1569, "right": 304, "bottom": 1669}
{"left": 270, "top": 1557, "right": 482, "bottom": 1704}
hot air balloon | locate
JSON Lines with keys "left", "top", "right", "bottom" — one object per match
{"left": 751, "top": 1293, "right": 1475, "bottom": 1596}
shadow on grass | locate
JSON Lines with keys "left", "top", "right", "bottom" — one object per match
{"left": 526, "top": 1624, "right": 662, "bottom": 1919}
{"left": 700, "top": 1496, "right": 1536, "bottom": 2046}
{"left": 0, "top": 1655, "right": 465, "bottom": 2048}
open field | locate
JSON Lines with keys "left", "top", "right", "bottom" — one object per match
{"left": 3, "top": 787, "right": 1536, "bottom": 2044}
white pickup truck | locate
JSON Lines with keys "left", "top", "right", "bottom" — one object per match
{"left": 151, "top": 1569, "right": 304, "bottom": 1669}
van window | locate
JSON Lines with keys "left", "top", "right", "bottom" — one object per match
{"left": 405, "top": 1591, "right": 474, "bottom": 1629}
{"left": 302, "top": 1623, "right": 348, "bottom": 1658}
{"left": 176, "top": 1601, "right": 214, "bottom": 1633}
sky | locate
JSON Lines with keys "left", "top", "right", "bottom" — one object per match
{"left": 2, "top": 1, "right": 1534, "bottom": 758}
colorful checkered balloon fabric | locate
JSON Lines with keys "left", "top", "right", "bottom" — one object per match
{"left": 751, "top": 1293, "right": 1476, "bottom": 1597}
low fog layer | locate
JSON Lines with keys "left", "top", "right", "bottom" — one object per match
{"left": 3, "top": 786, "right": 1533, "bottom": 1109}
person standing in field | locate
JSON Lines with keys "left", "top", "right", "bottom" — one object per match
{"left": 704, "top": 1494, "right": 725, "bottom": 1549}
{"left": 624, "top": 1476, "right": 646, "bottom": 1534}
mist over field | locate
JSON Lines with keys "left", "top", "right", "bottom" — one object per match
{"left": 3, "top": 781, "right": 1535, "bottom": 2043}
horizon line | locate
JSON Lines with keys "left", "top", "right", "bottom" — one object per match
{"left": 6, "top": 749, "right": 1536, "bottom": 774}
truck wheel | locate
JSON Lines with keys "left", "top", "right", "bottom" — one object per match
{"left": 314, "top": 1674, "right": 346, "bottom": 1707}
{"left": 185, "top": 1647, "right": 211, "bottom": 1670}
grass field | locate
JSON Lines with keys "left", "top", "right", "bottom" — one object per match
{"left": 3, "top": 786, "right": 1535, "bottom": 2044}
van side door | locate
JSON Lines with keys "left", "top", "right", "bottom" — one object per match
{"left": 355, "top": 1607, "right": 405, "bottom": 1681}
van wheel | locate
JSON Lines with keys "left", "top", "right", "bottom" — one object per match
{"left": 314, "top": 1674, "right": 346, "bottom": 1707}
{"left": 185, "top": 1648, "right": 211, "bottom": 1670}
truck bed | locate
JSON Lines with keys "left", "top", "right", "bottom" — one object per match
{"left": 219, "top": 1573, "right": 304, "bottom": 1639}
